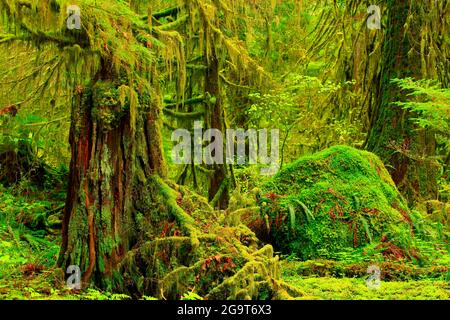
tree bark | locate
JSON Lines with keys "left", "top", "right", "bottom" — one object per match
{"left": 58, "top": 64, "right": 167, "bottom": 289}
{"left": 205, "top": 51, "right": 229, "bottom": 209}
{"left": 366, "top": 0, "right": 439, "bottom": 204}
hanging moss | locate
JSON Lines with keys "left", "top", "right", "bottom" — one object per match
{"left": 91, "top": 81, "right": 129, "bottom": 131}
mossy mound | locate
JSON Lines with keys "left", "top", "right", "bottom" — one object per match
{"left": 258, "top": 145, "right": 417, "bottom": 261}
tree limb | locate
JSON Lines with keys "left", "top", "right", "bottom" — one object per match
{"left": 163, "top": 108, "right": 205, "bottom": 120}
{"left": 164, "top": 95, "right": 205, "bottom": 109}
{"left": 152, "top": 7, "right": 181, "bottom": 20}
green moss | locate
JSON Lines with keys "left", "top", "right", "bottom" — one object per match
{"left": 91, "top": 81, "right": 130, "bottom": 131}
{"left": 283, "top": 276, "right": 450, "bottom": 300}
{"left": 115, "top": 177, "right": 299, "bottom": 300}
{"left": 281, "top": 259, "right": 449, "bottom": 280}
{"left": 98, "top": 255, "right": 106, "bottom": 273}
{"left": 259, "top": 145, "right": 417, "bottom": 261}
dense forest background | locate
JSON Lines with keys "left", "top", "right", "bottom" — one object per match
{"left": 0, "top": 0, "right": 449, "bottom": 300}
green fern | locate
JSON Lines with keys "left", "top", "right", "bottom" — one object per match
{"left": 359, "top": 216, "right": 373, "bottom": 243}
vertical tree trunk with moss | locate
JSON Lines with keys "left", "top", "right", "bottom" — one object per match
{"left": 58, "top": 62, "right": 167, "bottom": 289}
{"left": 366, "top": 0, "right": 438, "bottom": 204}
{"left": 205, "top": 51, "right": 230, "bottom": 209}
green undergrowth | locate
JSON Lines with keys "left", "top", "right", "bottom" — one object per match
{"left": 1, "top": 147, "right": 448, "bottom": 300}
{"left": 0, "top": 186, "right": 63, "bottom": 275}
{"left": 283, "top": 276, "right": 449, "bottom": 300}
{"left": 281, "top": 259, "right": 450, "bottom": 281}
{"left": 0, "top": 185, "right": 150, "bottom": 300}
{"left": 0, "top": 185, "right": 61, "bottom": 299}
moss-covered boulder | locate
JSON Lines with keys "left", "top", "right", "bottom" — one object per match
{"left": 258, "top": 145, "right": 417, "bottom": 261}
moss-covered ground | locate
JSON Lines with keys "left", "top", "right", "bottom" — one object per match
{"left": 1, "top": 146, "right": 449, "bottom": 300}
{"left": 1, "top": 188, "right": 449, "bottom": 300}
{"left": 284, "top": 276, "right": 449, "bottom": 300}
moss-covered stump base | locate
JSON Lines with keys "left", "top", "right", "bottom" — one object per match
{"left": 116, "top": 178, "right": 300, "bottom": 300}
{"left": 253, "top": 145, "right": 421, "bottom": 261}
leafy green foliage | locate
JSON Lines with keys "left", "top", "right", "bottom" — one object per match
{"left": 392, "top": 78, "right": 450, "bottom": 138}
{"left": 247, "top": 76, "right": 365, "bottom": 167}
{"left": 392, "top": 78, "right": 450, "bottom": 203}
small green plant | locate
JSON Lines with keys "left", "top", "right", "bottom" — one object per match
{"left": 392, "top": 78, "right": 450, "bottom": 136}
{"left": 181, "top": 292, "right": 203, "bottom": 300}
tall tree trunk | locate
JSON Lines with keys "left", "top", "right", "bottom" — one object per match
{"left": 366, "top": 0, "right": 439, "bottom": 205}
{"left": 58, "top": 63, "right": 167, "bottom": 289}
{"left": 205, "top": 51, "right": 230, "bottom": 209}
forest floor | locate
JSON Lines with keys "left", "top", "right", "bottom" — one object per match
{"left": 281, "top": 260, "right": 449, "bottom": 300}
{"left": 1, "top": 187, "right": 449, "bottom": 300}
